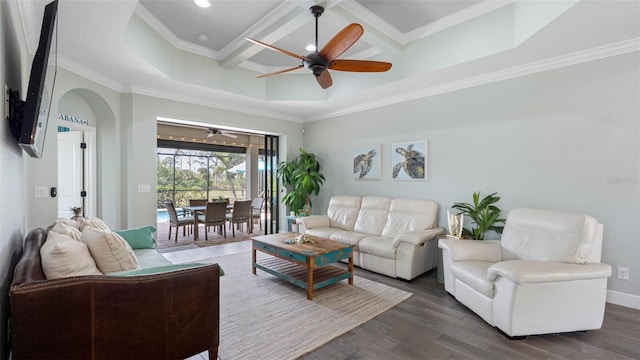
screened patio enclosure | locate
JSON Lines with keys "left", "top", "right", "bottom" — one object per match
{"left": 157, "top": 147, "right": 270, "bottom": 209}
{"left": 156, "top": 129, "right": 281, "bottom": 234}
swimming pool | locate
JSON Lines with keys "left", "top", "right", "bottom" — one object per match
{"left": 156, "top": 207, "right": 196, "bottom": 222}
{"left": 157, "top": 209, "right": 169, "bottom": 222}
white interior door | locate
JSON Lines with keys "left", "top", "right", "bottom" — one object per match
{"left": 58, "top": 130, "right": 84, "bottom": 218}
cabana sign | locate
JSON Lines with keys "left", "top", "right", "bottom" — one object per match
{"left": 57, "top": 113, "right": 88, "bottom": 126}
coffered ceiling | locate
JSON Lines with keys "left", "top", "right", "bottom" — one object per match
{"left": 15, "top": 0, "right": 640, "bottom": 123}
{"left": 137, "top": 0, "right": 485, "bottom": 69}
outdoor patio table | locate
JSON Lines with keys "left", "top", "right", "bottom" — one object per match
{"left": 183, "top": 205, "right": 206, "bottom": 240}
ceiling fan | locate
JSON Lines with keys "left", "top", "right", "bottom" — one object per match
{"left": 246, "top": 5, "right": 392, "bottom": 89}
{"left": 207, "top": 128, "right": 238, "bottom": 139}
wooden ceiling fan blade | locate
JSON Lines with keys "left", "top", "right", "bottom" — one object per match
{"left": 319, "top": 23, "right": 364, "bottom": 62}
{"left": 257, "top": 65, "right": 304, "bottom": 78}
{"left": 329, "top": 59, "right": 392, "bottom": 72}
{"left": 316, "top": 70, "right": 333, "bottom": 89}
{"left": 245, "top": 37, "right": 310, "bottom": 62}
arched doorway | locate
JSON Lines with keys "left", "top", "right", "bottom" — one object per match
{"left": 57, "top": 88, "right": 116, "bottom": 223}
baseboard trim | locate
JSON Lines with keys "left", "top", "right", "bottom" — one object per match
{"left": 607, "top": 290, "right": 640, "bottom": 310}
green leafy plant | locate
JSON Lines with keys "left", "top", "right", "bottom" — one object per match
{"left": 276, "top": 148, "right": 325, "bottom": 215}
{"left": 452, "top": 191, "right": 506, "bottom": 240}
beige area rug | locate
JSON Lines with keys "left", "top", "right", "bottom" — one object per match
{"left": 196, "top": 251, "right": 412, "bottom": 360}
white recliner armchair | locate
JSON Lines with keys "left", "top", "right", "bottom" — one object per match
{"left": 438, "top": 208, "right": 612, "bottom": 337}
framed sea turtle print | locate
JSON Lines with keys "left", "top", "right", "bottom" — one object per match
{"left": 391, "top": 140, "right": 427, "bottom": 180}
{"left": 353, "top": 144, "right": 381, "bottom": 180}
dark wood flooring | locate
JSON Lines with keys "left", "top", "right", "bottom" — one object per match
{"left": 301, "top": 265, "right": 640, "bottom": 360}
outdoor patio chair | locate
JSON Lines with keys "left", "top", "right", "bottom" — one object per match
{"left": 186, "top": 199, "right": 207, "bottom": 216}
{"left": 226, "top": 199, "right": 252, "bottom": 237}
{"left": 198, "top": 201, "right": 227, "bottom": 239}
{"left": 164, "top": 201, "right": 194, "bottom": 242}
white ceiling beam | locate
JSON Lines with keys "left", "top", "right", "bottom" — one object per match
{"left": 219, "top": 2, "right": 306, "bottom": 68}
{"left": 403, "top": 0, "right": 514, "bottom": 44}
{"left": 221, "top": 0, "right": 349, "bottom": 70}
{"left": 332, "top": 1, "right": 404, "bottom": 56}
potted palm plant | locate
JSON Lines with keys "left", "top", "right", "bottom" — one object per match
{"left": 276, "top": 148, "right": 325, "bottom": 216}
{"left": 451, "top": 191, "right": 506, "bottom": 240}
{"left": 70, "top": 206, "right": 84, "bottom": 222}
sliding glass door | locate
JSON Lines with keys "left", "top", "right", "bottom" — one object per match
{"left": 156, "top": 136, "right": 280, "bottom": 233}
{"left": 264, "top": 135, "right": 279, "bottom": 234}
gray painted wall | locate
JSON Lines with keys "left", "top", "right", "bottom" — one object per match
{"left": 123, "top": 92, "right": 304, "bottom": 229}
{"left": 1, "top": 1, "right": 29, "bottom": 357}
{"left": 20, "top": 66, "right": 304, "bottom": 232}
{"left": 303, "top": 52, "right": 639, "bottom": 298}
{"left": 23, "top": 68, "right": 122, "bottom": 230}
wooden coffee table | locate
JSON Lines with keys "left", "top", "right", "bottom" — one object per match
{"left": 252, "top": 233, "right": 354, "bottom": 300}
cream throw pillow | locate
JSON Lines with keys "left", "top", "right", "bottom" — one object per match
{"left": 50, "top": 222, "right": 82, "bottom": 242}
{"left": 81, "top": 227, "right": 138, "bottom": 273}
{"left": 80, "top": 217, "right": 110, "bottom": 232}
{"left": 40, "top": 232, "right": 102, "bottom": 279}
{"left": 48, "top": 218, "right": 83, "bottom": 230}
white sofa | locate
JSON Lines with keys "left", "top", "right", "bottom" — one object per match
{"left": 438, "top": 208, "right": 612, "bottom": 337}
{"left": 297, "top": 195, "right": 444, "bottom": 280}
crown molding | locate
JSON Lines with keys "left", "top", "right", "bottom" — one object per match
{"left": 125, "top": 84, "right": 302, "bottom": 123}
{"left": 57, "top": 54, "right": 302, "bottom": 122}
{"left": 57, "top": 34, "right": 638, "bottom": 124}
{"left": 310, "top": 38, "right": 640, "bottom": 121}
{"left": 337, "top": 0, "right": 513, "bottom": 46}
{"left": 134, "top": 3, "right": 221, "bottom": 60}
{"left": 57, "top": 56, "right": 124, "bottom": 92}
{"left": 133, "top": 1, "right": 296, "bottom": 76}
{"left": 16, "top": 0, "right": 38, "bottom": 54}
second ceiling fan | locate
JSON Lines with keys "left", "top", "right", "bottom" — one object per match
{"left": 207, "top": 128, "right": 237, "bottom": 139}
{"left": 246, "top": 5, "right": 392, "bottom": 89}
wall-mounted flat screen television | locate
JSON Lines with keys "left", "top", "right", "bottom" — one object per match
{"left": 8, "top": 0, "right": 58, "bottom": 158}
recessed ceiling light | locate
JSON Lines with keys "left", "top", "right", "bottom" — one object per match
{"left": 305, "top": 44, "right": 316, "bottom": 52}
{"left": 197, "top": 34, "right": 209, "bottom": 42}
{"left": 194, "top": 0, "right": 211, "bottom": 8}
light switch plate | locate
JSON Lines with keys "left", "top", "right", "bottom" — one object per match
{"left": 34, "top": 186, "right": 49, "bottom": 198}
{"left": 138, "top": 184, "right": 151, "bottom": 193}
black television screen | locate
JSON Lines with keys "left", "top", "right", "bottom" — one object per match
{"left": 18, "top": 0, "right": 58, "bottom": 158}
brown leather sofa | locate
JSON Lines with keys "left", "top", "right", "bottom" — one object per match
{"left": 10, "top": 228, "right": 220, "bottom": 359}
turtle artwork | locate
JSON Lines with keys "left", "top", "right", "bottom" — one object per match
{"left": 392, "top": 143, "right": 425, "bottom": 179}
{"left": 353, "top": 149, "right": 378, "bottom": 179}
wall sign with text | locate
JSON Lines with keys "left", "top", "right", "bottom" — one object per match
{"left": 58, "top": 113, "right": 88, "bottom": 126}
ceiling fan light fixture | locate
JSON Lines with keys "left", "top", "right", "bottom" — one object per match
{"left": 303, "top": 53, "right": 328, "bottom": 77}
{"left": 246, "top": 4, "right": 391, "bottom": 89}
{"left": 310, "top": 65, "right": 324, "bottom": 77}
{"left": 194, "top": 0, "right": 211, "bottom": 8}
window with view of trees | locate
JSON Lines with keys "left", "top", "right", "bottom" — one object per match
{"left": 157, "top": 148, "right": 248, "bottom": 208}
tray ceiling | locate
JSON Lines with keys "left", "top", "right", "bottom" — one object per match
{"left": 15, "top": 0, "right": 640, "bottom": 122}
